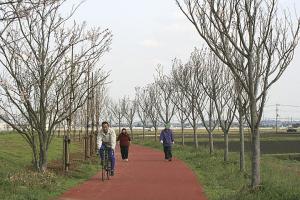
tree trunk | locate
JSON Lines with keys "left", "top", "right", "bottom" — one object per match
{"left": 80, "top": 120, "right": 83, "bottom": 140}
{"left": 239, "top": 109, "right": 245, "bottom": 172}
{"left": 31, "top": 136, "right": 39, "bottom": 171}
{"left": 95, "top": 121, "right": 99, "bottom": 151}
{"left": 250, "top": 94, "right": 261, "bottom": 188}
{"left": 142, "top": 126, "right": 145, "bottom": 141}
{"left": 224, "top": 131, "right": 229, "bottom": 162}
{"left": 130, "top": 126, "right": 134, "bottom": 140}
{"left": 154, "top": 127, "right": 157, "bottom": 141}
{"left": 251, "top": 121, "right": 260, "bottom": 188}
{"left": 209, "top": 99, "right": 214, "bottom": 154}
{"left": 181, "top": 123, "right": 185, "bottom": 146}
{"left": 209, "top": 131, "right": 214, "bottom": 155}
{"left": 193, "top": 126, "right": 198, "bottom": 149}
{"left": 39, "top": 145, "right": 48, "bottom": 172}
{"left": 89, "top": 133, "right": 93, "bottom": 156}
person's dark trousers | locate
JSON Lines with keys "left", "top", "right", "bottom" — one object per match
{"left": 99, "top": 144, "right": 115, "bottom": 170}
{"left": 163, "top": 145, "right": 172, "bottom": 160}
{"left": 120, "top": 146, "right": 129, "bottom": 159}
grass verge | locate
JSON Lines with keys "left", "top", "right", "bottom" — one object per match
{"left": 0, "top": 132, "right": 99, "bottom": 200}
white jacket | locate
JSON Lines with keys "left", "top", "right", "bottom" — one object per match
{"left": 97, "top": 128, "right": 116, "bottom": 150}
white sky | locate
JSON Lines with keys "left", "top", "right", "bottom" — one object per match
{"left": 69, "top": 0, "right": 300, "bottom": 120}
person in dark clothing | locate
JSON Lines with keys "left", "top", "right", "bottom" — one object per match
{"left": 117, "top": 128, "right": 131, "bottom": 161}
{"left": 160, "top": 123, "right": 174, "bottom": 161}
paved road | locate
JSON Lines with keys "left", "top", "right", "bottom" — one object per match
{"left": 58, "top": 144, "right": 207, "bottom": 200}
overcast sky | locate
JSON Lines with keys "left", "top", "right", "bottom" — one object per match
{"left": 69, "top": 0, "right": 300, "bottom": 120}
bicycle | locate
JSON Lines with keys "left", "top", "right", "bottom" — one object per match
{"left": 101, "top": 146, "right": 112, "bottom": 181}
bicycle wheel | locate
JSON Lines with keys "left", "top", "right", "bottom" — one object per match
{"left": 102, "top": 149, "right": 110, "bottom": 181}
{"left": 101, "top": 150, "right": 108, "bottom": 181}
{"left": 106, "top": 157, "right": 111, "bottom": 180}
{"left": 101, "top": 159, "right": 105, "bottom": 181}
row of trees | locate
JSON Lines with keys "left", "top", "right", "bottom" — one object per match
{"left": 108, "top": 0, "right": 300, "bottom": 190}
{"left": 175, "top": 0, "right": 300, "bottom": 189}
{"left": 1, "top": 0, "right": 299, "bottom": 191}
{"left": 0, "top": 0, "right": 112, "bottom": 172}
{"left": 119, "top": 48, "right": 239, "bottom": 162}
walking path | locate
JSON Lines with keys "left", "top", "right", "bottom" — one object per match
{"left": 58, "top": 144, "right": 207, "bottom": 200}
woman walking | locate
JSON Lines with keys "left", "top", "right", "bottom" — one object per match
{"left": 160, "top": 123, "right": 174, "bottom": 161}
{"left": 117, "top": 128, "right": 131, "bottom": 161}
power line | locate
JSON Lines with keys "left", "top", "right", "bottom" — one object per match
{"left": 262, "top": 104, "right": 300, "bottom": 130}
{"left": 265, "top": 104, "right": 300, "bottom": 108}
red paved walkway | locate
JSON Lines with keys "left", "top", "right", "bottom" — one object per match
{"left": 58, "top": 144, "right": 207, "bottom": 200}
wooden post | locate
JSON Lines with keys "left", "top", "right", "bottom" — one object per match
{"left": 63, "top": 135, "right": 70, "bottom": 172}
{"left": 89, "top": 133, "right": 93, "bottom": 156}
{"left": 95, "top": 131, "right": 98, "bottom": 153}
{"left": 95, "top": 84, "right": 100, "bottom": 153}
{"left": 65, "top": 44, "right": 74, "bottom": 170}
{"left": 85, "top": 64, "right": 90, "bottom": 160}
{"left": 91, "top": 72, "right": 95, "bottom": 155}
{"left": 80, "top": 113, "right": 83, "bottom": 142}
{"left": 84, "top": 135, "right": 89, "bottom": 159}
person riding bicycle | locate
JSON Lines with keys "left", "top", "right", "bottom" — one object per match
{"left": 97, "top": 121, "right": 116, "bottom": 176}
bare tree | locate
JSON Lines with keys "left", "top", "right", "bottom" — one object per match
{"left": 0, "top": 0, "right": 112, "bottom": 172}
{"left": 0, "top": 1, "right": 47, "bottom": 32}
{"left": 234, "top": 78, "right": 248, "bottom": 172}
{"left": 176, "top": 0, "right": 300, "bottom": 188}
{"left": 194, "top": 48, "right": 236, "bottom": 158}
{"left": 99, "top": 101, "right": 113, "bottom": 125}
{"left": 147, "top": 83, "right": 160, "bottom": 141}
{"left": 172, "top": 58, "right": 203, "bottom": 148}
{"left": 173, "top": 100, "right": 189, "bottom": 146}
{"left": 191, "top": 49, "right": 218, "bottom": 154}
{"left": 135, "top": 86, "right": 149, "bottom": 141}
{"left": 171, "top": 61, "right": 189, "bottom": 145}
{"left": 90, "top": 71, "right": 108, "bottom": 154}
{"left": 0, "top": 1, "right": 19, "bottom": 35}
{"left": 154, "top": 65, "right": 176, "bottom": 125}
{"left": 200, "top": 54, "right": 237, "bottom": 162}
{"left": 199, "top": 97, "right": 218, "bottom": 155}
{"left": 94, "top": 82, "right": 108, "bottom": 134}
{"left": 110, "top": 99, "right": 125, "bottom": 134}
{"left": 122, "top": 96, "right": 136, "bottom": 139}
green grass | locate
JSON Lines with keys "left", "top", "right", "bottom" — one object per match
{"left": 135, "top": 139, "right": 300, "bottom": 200}
{"left": 2, "top": 129, "right": 299, "bottom": 200}
{"left": 0, "top": 132, "right": 99, "bottom": 200}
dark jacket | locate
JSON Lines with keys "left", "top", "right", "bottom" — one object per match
{"left": 160, "top": 128, "right": 174, "bottom": 147}
{"left": 117, "top": 132, "right": 131, "bottom": 147}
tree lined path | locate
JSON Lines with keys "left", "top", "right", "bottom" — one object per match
{"left": 58, "top": 144, "right": 207, "bottom": 200}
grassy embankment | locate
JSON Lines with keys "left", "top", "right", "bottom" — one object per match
{"left": 0, "top": 132, "right": 99, "bottom": 200}
{"left": 1, "top": 128, "right": 299, "bottom": 200}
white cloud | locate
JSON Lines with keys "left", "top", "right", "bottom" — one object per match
{"left": 163, "top": 22, "right": 193, "bottom": 33}
{"left": 139, "top": 39, "right": 162, "bottom": 48}
{"left": 171, "top": 10, "right": 187, "bottom": 20}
